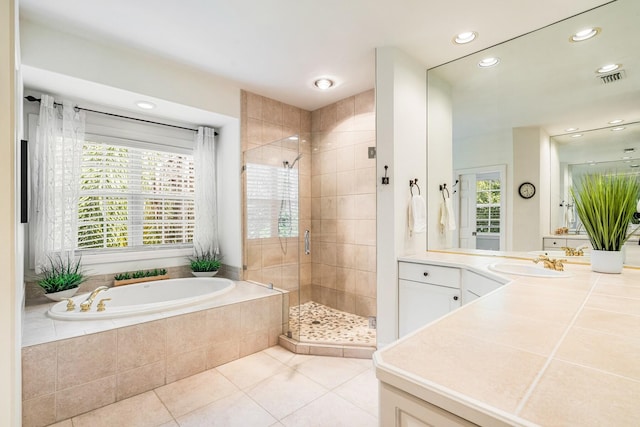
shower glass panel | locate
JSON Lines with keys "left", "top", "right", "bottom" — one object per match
{"left": 244, "top": 135, "right": 304, "bottom": 342}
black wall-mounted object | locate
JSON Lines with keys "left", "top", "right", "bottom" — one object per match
{"left": 21, "top": 139, "right": 28, "bottom": 223}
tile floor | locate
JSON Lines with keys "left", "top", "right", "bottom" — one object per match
{"left": 46, "top": 345, "right": 379, "bottom": 427}
{"left": 288, "top": 302, "right": 377, "bottom": 346}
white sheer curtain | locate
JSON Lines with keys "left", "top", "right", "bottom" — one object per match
{"left": 193, "top": 126, "right": 219, "bottom": 256}
{"left": 30, "top": 95, "right": 85, "bottom": 272}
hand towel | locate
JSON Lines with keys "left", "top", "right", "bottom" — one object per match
{"left": 444, "top": 197, "right": 456, "bottom": 231}
{"left": 409, "top": 194, "right": 427, "bottom": 235}
{"left": 565, "top": 206, "right": 575, "bottom": 225}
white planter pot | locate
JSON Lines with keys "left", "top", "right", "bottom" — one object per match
{"left": 590, "top": 250, "right": 624, "bottom": 274}
{"left": 191, "top": 270, "right": 218, "bottom": 277}
{"left": 44, "top": 287, "right": 79, "bottom": 301}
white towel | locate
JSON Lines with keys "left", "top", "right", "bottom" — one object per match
{"left": 439, "top": 197, "right": 456, "bottom": 233}
{"left": 408, "top": 195, "right": 426, "bottom": 235}
{"left": 565, "top": 206, "right": 575, "bottom": 225}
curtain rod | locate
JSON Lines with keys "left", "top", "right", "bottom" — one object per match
{"left": 24, "top": 96, "right": 218, "bottom": 136}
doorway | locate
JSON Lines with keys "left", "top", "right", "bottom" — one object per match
{"left": 454, "top": 165, "right": 506, "bottom": 250}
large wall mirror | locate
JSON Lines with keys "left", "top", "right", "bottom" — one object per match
{"left": 428, "top": 0, "right": 640, "bottom": 265}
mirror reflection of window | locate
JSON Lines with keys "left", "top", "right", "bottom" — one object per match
{"left": 475, "top": 173, "right": 501, "bottom": 250}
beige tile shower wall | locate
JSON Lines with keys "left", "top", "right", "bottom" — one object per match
{"left": 241, "top": 91, "right": 313, "bottom": 307}
{"left": 310, "top": 90, "right": 376, "bottom": 318}
{"left": 21, "top": 294, "right": 282, "bottom": 427}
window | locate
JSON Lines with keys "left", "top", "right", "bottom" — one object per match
{"left": 476, "top": 178, "right": 501, "bottom": 234}
{"left": 245, "top": 163, "right": 298, "bottom": 239}
{"left": 78, "top": 141, "right": 195, "bottom": 251}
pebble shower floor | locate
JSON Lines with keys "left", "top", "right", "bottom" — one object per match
{"left": 288, "top": 301, "right": 376, "bottom": 346}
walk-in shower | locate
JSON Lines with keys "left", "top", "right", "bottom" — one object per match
{"left": 244, "top": 135, "right": 375, "bottom": 347}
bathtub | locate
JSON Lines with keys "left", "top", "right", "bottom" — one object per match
{"left": 48, "top": 277, "right": 235, "bottom": 320}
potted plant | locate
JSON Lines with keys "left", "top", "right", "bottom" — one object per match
{"left": 570, "top": 173, "right": 640, "bottom": 273}
{"left": 113, "top": 268, "right": 168, "bottom": 286}
{"left": 189, "top": 250, "right": 221, "bottom": 277}
{"left": 38, "top": 254, "right": 87, "bottom": 301}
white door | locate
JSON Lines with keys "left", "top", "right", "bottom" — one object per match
{"left": 458, "top": 173, "right": 477, "bottom": 249}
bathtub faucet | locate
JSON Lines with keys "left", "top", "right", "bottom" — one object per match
{"left": 80, "top": 286, "right": 109, "bottom": 312}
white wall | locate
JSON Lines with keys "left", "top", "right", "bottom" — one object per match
{"left": 19, "top": 20, "right": 245, "bottom": 272}
{"left": 426, "top": 74, "right": 453, "bottom": 249}
{"left": 1, "top": 0, "right": 19, "bottom": 425}
{"left": 376, "top": 47, "right": 427, "bottom": 347}
{"left": 512, "top": 127, "right": 550, "bottom": 251}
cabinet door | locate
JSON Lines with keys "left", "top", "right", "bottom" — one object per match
{"left": 399, "top": 280, "right": 461, "bottom": 337}
{"left": 463, "top": 270, "right": 505, "bottom": 304}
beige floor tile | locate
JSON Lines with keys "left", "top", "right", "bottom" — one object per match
{"left": 280, "top": 392, "right": 377, "bottom": 427}
{"left": 72, "top": 391, "right": 173, "bottom": 427}
{"left": 155, "top": 369, "right": 239, "bottom": 418}
{"left": 156, "top": 422, "right": 179, "bottom": 427}
{"left": 555, "top": 326, "right": 640, "bottom": 380}
{"left": 246, "top": 369, "right": 327, "bottom": 419}
{"left": 333, "top": 368, "right": 378, "bottom": 417}
{"left": 176, "top": 391, "right": 276, "bottom": 427}
{"left": 46, "top": 421, "right": 73, "bottom": 427}
{"left": 520, "top": 360, "right": 640, "bottom": 426}
{"left": 294, "top": 355, "right": 370, "bottom": 389}
{"left": 262, "top": 345, "right": 299, "bottom": 364}
{"left": 216, "top": 351, "right": 287, "bottom": 389}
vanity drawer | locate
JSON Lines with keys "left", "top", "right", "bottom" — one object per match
{"left": 398, "top": 262, "right": 461, "bottom": 288}
{"left": 543, "top": 237, "right": 566, "bottom": 249}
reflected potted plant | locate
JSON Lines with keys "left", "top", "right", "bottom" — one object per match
{"left": 189, "top": 250, "right": 222, "bottom": 277}
{"left": 570, "top": 173, "right": 640, "bottom": 273}
{"left": 38, "top": 254, "right": 86, "bottom": 301}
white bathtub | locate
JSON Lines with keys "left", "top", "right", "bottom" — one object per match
{"left": 48, "top": 277, "right": 235, "bottom": 320}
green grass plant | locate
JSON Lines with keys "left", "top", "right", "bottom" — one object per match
{"left": 114, "top": 268, "right": 167, "bottom": 281}
{"left": 38, "top": 254, "right": 86, "bottom": 294}
{"left": 189, "top": 250, "right": 221, "bottom": 272}
{"left": 570, "top": 173, "right": 640, "bottom": 251}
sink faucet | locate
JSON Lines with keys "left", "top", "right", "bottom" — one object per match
{"left": 533, "top": 255, "right": 567, "bottom": 271}
{"left": 560, "top": 246, "right": 585, "bottom": 257}
{"left": 80, "top": 286, "right": 109, "bottom": 312}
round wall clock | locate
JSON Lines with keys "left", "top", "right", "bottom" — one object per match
{"left": 518, "top": 182, "right": 536, "bottom": 199}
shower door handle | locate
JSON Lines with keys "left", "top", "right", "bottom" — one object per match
{"left": 304, "top": 230, "right": 310, "bottom": 255}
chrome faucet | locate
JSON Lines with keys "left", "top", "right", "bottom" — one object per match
{"left": 80, "top": 286, "right": 109, "bottom": 312}
{"left": 533, "top": 255, "right": 566, "bottom": 271}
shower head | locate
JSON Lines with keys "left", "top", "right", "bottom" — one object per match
{"left": 284, "top": 153, "right": 303, "bottom": 169}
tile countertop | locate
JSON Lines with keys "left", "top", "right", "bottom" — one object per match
{"left": 374, "top": 251, "right": 640, "bottom": 427}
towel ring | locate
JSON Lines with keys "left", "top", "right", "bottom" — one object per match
{"left": 410, "top": 179, "right": 421, "bottom": 196}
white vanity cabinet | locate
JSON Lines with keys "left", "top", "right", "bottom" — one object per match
{"left": 398, "top": 262, "right": 461, "bottom": 337}
{"left": 542, "top": 236, "right": 591, "bottom": 250}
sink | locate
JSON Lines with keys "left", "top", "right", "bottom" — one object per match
{"left": 488, "top": 262, "right": 572, "bottom": 278}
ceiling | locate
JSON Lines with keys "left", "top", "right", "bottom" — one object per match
{"left": 18, "top": 0, "right": 612, "bottom": 111}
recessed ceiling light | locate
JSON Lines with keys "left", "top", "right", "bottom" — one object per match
{"left": 453, "top": 31, "right": 477, "bottom": 44}
{"left": 478, "top": 57, "right": 500, "bottom": 68}
{"left": 288, "top": 136, "right": 299, "bottom": 141}
{"left": 622, "top": 156, "right": 631, "bottom": 160}
{"left": 135, "top": 101, "right": 156, "bottom": 110}
{"left": 597, "top": 64, "right": 620, "bottom": 74}
{"left": 314, "top": 78, "right": 334, "bottom": 90}
{"left": 631, "top": 164, "right": 640, "bottom": 168}
{"left": 565, "top": 127, "right": 579, "bottom": 132}
{"left": 571, "top": 133, "right": 583, "bottom": 138}
{"left": 570, "top": 27, "right": 601, "bottom": 42}
{"left": 611, "top": 127, "right": 626, "bottom": 131}
{"left": 608, "top": 119, "right": 624, "bottom": 124}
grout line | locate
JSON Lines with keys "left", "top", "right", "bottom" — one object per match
{"left": 514, "top": 275, "right": 601, "bottom": 415}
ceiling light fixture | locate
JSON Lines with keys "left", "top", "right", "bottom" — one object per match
{"left": 631, "top": 164, "right": 640, "bottom": 168}
{"left": 570, "top": 27, "right": 601, "bottom": 42}
{"left": 597, "top": 63, "right": 620, "bottom": 74}
{"left": 608, "top": 119, "right": 624, "bottom": 124}
{"left": 611, "top": 126, "right": 626, "bottom": 131}
{"left": 622, "top": 156, "right": 631, "bottom": 160}
{"left": 564, "top": 127, "right": 579, "bottom": 132}
{"left": 478, "top": 57, "right": 500, "bottom": 68}
{"left": 571, "top": 133, "right": 583, "bottom": 138}
{"left": 454, "top": 31, "right": 477, "bottom": 44}
{"left": 314, "top": 78, "right": 334, "bottom": 90}
{"left": 135, "top": 101, "right": 156, "bottom": 110}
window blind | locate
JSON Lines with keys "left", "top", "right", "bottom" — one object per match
{"left": 77, "top": 141, "right": 195, "bottom": 250}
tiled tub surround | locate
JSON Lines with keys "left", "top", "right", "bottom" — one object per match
{"left": 22, "top": 281, "right": 284, "bottom": 427}
{"left": 375, "top": 252, "right": 640, "bottom": 426}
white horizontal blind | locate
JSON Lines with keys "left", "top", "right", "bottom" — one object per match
{"left": 78, "top": 140, "right": 195, "bottom": 250}
{"left": 246, "top": 163, "right": 298, "bottom": 239}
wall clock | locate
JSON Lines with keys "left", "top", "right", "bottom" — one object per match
{"left": 518, "top": 182, "right": 536, "bottom": 199}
